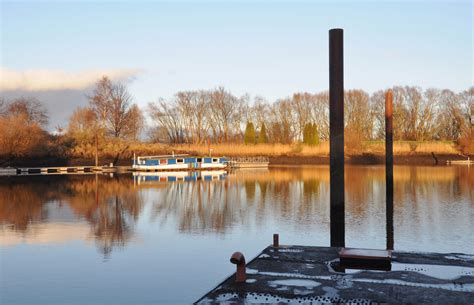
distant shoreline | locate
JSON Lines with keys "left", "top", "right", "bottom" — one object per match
{"left": 1, "top": 153, "right": 469, "bottom": 168}
{"left": 269, "top": 153, "right": 468, "bottom": 166}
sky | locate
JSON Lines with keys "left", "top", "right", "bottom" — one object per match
{"left": 1, "top": 0, "right": 472, "bottom": 128}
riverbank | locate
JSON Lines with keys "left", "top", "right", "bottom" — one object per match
{"left": 1, "top": 153, "right": 469, "bottom": 167}
{"left": 270, "top": 153, "right": 469, "bottom": 166}
{"left": 0, "top": 141, "right": 469, "bottom": 167}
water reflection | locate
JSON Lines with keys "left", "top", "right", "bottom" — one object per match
{"left": 0, "top": 166, "right": 473, "bottom": 254}
{"left": 0, "top": 175, "right": 143, "bottom": 258}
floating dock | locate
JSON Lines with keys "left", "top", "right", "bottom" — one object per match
{"left": 0, "top": 166, "right": 132, "bottom": 176}
{"left": 196, "top": 245, "right": 474, "bottom": 304}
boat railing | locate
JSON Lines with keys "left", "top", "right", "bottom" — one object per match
{"left": 137, "top": 154, "right": 190, "bottom": 160}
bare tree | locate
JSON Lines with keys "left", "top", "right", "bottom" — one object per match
{"left": 250, "top": 96, "right": 270, "bottom": 128}
{"left": 458, "top": 87, "right": 473, "bottom": 135}
{"left": 89, "top": 76, "right": 113, "bottom": 125}
{"left": 208, "top": 87, "right": 244, "bottom": 142}
{"left": 6, "top": 97, "right": 49, "bottom": 127}
{"left": 268, "top": 99, "right": 297, "bottom": 144}
{"left": 67, "top": 107, "right": 99, "bottom": 144}
{"left": 89, "top": 76, "right": 143, "bottom": 140}
{"left": 344, "top": 89, "right": 373, "bottom": 140}
{"left": 437, "top": 89, "right": 465, "bottom": 141}
{"left": 419, "top": 88, "right": 440, "bottom": 140}
{"left": 292, "top": 93, "right": 313, "bottom": 141}
{"left": 108, "top": 83, "right": 143, "bottom": 139}
{"left": 370, "top": 90, "right": 386, "bottom": 140}
{"left": 175, "top": 90, "right": 212, "bottom": 144}
{"left": 148, "top": 99, "right": 185, "bottom": 143}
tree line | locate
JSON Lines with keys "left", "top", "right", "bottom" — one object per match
{"left": 149, "top": 86, "right": 473, "bottom": 144}
{"left": 0, "top": 76, "right": 472, "bottom": 163}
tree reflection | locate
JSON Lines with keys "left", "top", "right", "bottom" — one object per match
{"left": 0, "top": 174, "right": 143, "bottom": 257}
{"left": 1, "top": 166, "right": 472, "bottom": 253}
{"left": 0, "top": 177, "right": 51, "bottom": 231}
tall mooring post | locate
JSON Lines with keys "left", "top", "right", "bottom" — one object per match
{"left": 329, "top": 28, "right": 345, "bottom": 247}
{"left": 95, "top": 132, "right": 99, "bottom": 167}
{"left": 385, "top": 89, "right": 394, "bottom": 250}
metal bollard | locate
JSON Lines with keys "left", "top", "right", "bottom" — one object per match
{"left": 230, "top": 252, "right": 246, "bottom": 282}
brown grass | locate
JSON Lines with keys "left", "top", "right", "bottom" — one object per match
{"left": 171, "top": 143, "right": 331, "bottom": 157}
{"left": 64, "top": 140, "right": 460, "bottom": 160}
{"left": 365, "top": 141, "right": 459, "bottom": 155}
{"left": 163, "top": 141, "right": 458, "bottom": 157}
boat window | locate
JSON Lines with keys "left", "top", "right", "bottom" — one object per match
{"left": 212, "top": 158, "right": 218, "bottom": 163}
{"left": 177, "top": 158, "right": 184, "bottom": 163}
{"left": 197, "top": 158, "right": 202, "bottom": 162}
{"left": 160, "top": 159, "right": 167, "bottom": 165}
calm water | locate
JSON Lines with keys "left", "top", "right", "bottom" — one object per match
{"left": 1, "top": 165, "right": 473, "bottom": 304}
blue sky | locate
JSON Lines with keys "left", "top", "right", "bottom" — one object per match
{"left": 1, "top": 1, "right": 472, "bottom": 127}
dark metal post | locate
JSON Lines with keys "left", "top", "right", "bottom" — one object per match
{"left": 329, "top": 28, "right": 345, "bottom": 247}
{"left": 385, "top": 90, "right": 394, "bottom": 250}
{"left": 273, "top": 233, "right": 279, "bottom": 247}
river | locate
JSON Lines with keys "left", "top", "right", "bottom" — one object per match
{"left": 1, "top": 165, "right": 473, "bottom": 304}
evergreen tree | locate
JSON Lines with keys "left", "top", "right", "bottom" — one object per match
{"left": 303, "top": 123, "right": 320, "bottom": 145}
{"left": 311, "top": 123, "right": 320, "bottom": 145}
{"left": 258, "top": 122, "right": 268, "bottom": 144}
{"left": 244, "top": 122, "right": 256, "bottom": 144}
{"left": 303, "top": 123, "right": 311, "bottom": 144}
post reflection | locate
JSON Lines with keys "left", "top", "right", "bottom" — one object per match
{"left": 0, "top": 166, "right": 472, "bottom": 254}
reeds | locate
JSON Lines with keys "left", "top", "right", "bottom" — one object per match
{"left": 66, "top": 141, "right": 459, "bottom": 159}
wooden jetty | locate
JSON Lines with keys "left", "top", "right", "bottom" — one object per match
{"left": 196, "top": 244, "right": 474, "bottom": 304}
{"left": 447, "top": 158, "right": 474, "bottom": 165}
{"left": 229, "top": 157, "right": 269, "bottom": 169}
{"left": 0, "top": 168, "right": 17, "bottom": 176}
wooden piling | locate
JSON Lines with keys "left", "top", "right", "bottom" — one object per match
{"left": 329, "top": 28, "right": 345, "bottom": 247}
{"left": 385, "top": 89, "right": 394, "bottom": 250}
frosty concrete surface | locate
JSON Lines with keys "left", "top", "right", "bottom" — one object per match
{"left": 196, "top": 245, "right": 474, "bottom": 304}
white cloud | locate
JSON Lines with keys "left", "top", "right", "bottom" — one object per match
{"left": 0, "top": 67, "right": 142, "bottom": 91}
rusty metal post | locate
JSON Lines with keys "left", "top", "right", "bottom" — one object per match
{"left": 95, "top": 131, "right": 99, "bottom": 167}
{"left": 385, "top": 90, "right": 394, "bottom": 250}
{"left": 230, "top": 252, "right": 246, "bottom": 282}
{"left": 273, "top": 233, "right": 279, "bottom": 247}
{"left": 329, "top": 28, "right": 345, "bottom": 247}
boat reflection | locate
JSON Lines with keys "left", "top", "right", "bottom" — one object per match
{"left": 133, "top": 170, "right": 227, "bottom": 185}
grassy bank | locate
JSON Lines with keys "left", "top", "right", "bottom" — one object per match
{"left": 163, "top": 141, "right": 460, "bottom": 157}
{"left": 1, "top": 141, "right": 467, "bottom": 167}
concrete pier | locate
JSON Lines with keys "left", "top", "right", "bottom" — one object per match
{"left": 196, "top": 245, "right": 474, "bottom": 304}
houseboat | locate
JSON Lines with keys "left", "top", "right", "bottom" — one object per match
{"left": 132, "top": 154, "right": 229, "bottom": 171}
